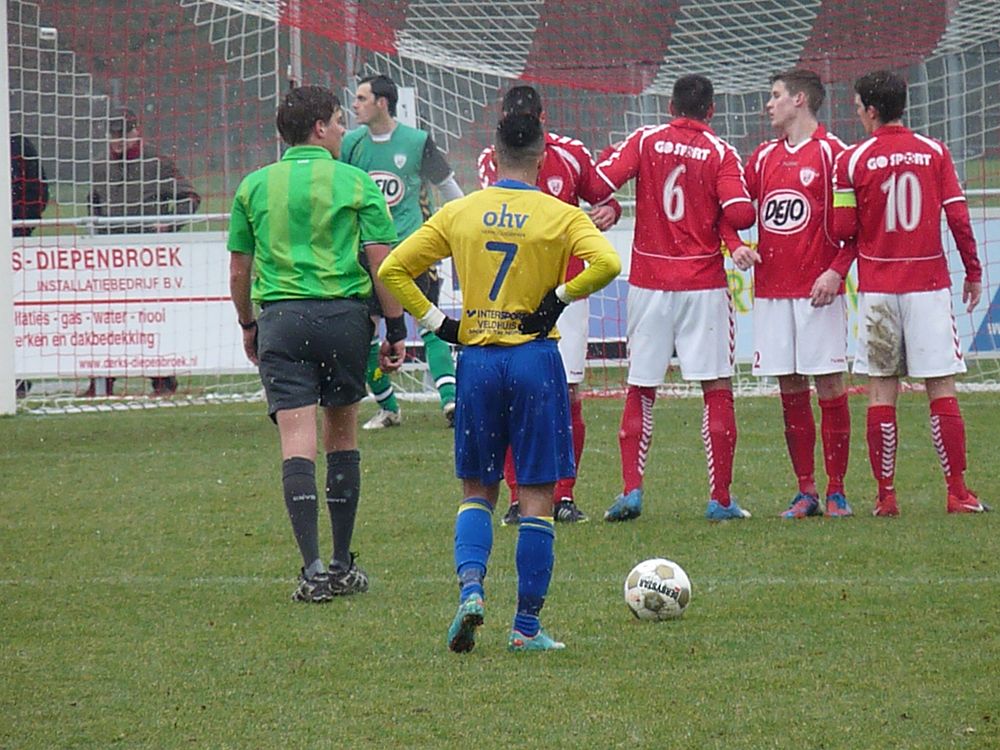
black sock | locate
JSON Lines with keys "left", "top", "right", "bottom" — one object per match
{"left": 282, "top": 457, "right": 320, "bottom": 570}
{"left": 326, "top": 450, "right": 361, "bottom": 568}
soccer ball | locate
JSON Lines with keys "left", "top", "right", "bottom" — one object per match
{"left": 624, "top": 558, "right": 692, "bottom": 621}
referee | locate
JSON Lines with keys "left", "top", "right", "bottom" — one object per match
{"left": 228, "top": 85, "right": 405, "bottom": 602}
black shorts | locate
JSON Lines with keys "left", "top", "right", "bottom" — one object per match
{"left": 257, "top": 299, "right": 373, "bottom": 417}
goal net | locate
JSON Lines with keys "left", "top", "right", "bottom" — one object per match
{"left": 6, "top": 0, "right": 1000, "bottom": 412}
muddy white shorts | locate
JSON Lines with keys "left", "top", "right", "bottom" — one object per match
{"left": 853, "top": 289, "right": 966, "bottom": 378}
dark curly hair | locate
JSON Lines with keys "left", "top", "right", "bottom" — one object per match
{"left": 276, "top": 86, "right": 340, "bottom": 146}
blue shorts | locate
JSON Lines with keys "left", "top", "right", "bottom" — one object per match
{"left": 453, "top": 339, "right": 574, "bottom": 486}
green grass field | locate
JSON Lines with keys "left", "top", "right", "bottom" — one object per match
{"left": 2, "top": 395, "right": 998, "bottom": 749}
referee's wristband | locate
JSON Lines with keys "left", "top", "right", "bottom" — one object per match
{"left": 385, "top": 315, "right": 408, "bottom": 344}
{"left": 238, "top": 319, "right": 257, "bottom": 330}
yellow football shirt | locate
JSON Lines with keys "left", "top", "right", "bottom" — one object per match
{"left": 380, "top": 181, "right": 620, "bottom": 346}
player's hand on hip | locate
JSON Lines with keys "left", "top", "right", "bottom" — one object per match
{"left": 963, "top": 279, "right": 982, "bottom": 312}
{"left": 519, "top": 288, "right": 568, "bottom": 338}
{"left": 810, "top": 269, "right": 842, "bottom": 308}
{"left": 588, "top": 204, "right": 617, "bottom": 231}
{"left": 379, "top": 339, "right": 406, "bottom": 372}
{"left": 731, "top": 245, "right": 760, "bottom": 272}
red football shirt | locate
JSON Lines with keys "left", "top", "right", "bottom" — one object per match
{"left": 745, "top": 124, "right": 847, "bottom": 298}
{"left": 478, "top": 131, "right": 621, "bottom": 280}
{"left": 595, "top": 118, "right": 753, "bottom": 291}
{"left": 833, "top": 124, "right": 980, "bottom": 293}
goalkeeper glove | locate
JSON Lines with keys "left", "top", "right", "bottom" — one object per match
{"left": 436, "top": 317, "right": 460, "bottom": 344}
{"left": 519, "top": 288, "right": 567, "bottom": 338}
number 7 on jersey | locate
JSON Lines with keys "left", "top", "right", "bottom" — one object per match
{"left": 486, "top": 241, "right": 519, "bottom": 300}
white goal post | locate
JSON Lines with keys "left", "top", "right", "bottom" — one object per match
{"left": 2, "top": 1, "right": 15, "bottom": 415}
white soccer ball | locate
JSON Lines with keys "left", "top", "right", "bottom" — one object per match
{"left": 624, "top": 558, "right": 692, "bottom": 621}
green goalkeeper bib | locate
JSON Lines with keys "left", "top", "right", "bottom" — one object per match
{"left": 341, "top": 123, "right": 428, "bottom": 241}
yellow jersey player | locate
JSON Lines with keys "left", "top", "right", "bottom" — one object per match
{"left": 379, "top": 112, "right": 620, "bottom": 653}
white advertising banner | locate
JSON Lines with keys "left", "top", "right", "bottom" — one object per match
{"left": 586, "top": 216, "right": 1000, "bottom": 359}
{"left": 13, "top": 232, "right": 251, "bottom": 377}
{"left": 10, "top": 218, "right": 999, "bottom": 378}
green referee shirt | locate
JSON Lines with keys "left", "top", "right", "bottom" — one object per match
{"left": 227, "top": 144, "right": 397, "bottom": 302}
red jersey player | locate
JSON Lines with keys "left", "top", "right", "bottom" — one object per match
{"left": 832, "top": 70, "right": 989, "bottom": 516}
{"left": 478, "top": 85, "right": 623, "bottom": 526}
{"left": 593, "top": 74, "right": 756, "bottom": 522}
{"left": 730, "top": 69, "right": 855, "bottom": 519}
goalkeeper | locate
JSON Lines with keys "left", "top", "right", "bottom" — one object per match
{"left": 342, "top": 74, "right": 464, "bottom": 430}
{"left": 379, "top": 112, "right": 620, "bottom": 653}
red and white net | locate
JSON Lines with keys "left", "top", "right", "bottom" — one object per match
{"left": 8, "top": 0, "right": 1000, "bottom": 410}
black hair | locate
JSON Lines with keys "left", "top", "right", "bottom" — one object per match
{"left": 495, "top": 112, "right": 544, "bottom": 169}
{"left": 360, "top": 74, "right": 398, "bottom": 117}
{"left": 501, "top": 85, "right": 543, "bottom": 118}
{"left": 854, "top": 70, "right": 907, "bottom": 124}
{"left": 276, "top": 86, "right": 340, "bottom": 146}
{"left": 671, "top": 74, "right": 714, "bottom": 120}
{"left": 771, "top": 68, "right": 825, "bottom": 114}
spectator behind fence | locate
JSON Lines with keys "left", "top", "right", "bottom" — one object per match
{"left": 11, "top": 134, "right": 49, "bottom": 237}
{"left": 88, "top": 107, "right": 201, "bottom": 234}
{"left": 11, "top": 134, "right": 50, "bottom": 398}
{"left": 84, "top": 107, "right": 201, "bottom": 397}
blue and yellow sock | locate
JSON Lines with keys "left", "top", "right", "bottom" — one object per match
{"left": 454, "top": 497, "right": 493, "bottom": 602}
{"left": 513, "top": 516, "right": 555, "bottom": 637}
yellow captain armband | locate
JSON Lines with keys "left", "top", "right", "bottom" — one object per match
{"left": 833, "top": 190, "right": 857, "bottom": 208}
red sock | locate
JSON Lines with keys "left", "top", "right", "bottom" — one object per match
{"left": 819, "top": 393, "right": 851, "bottom": 497}
{"left": 703, "top": 389, "right": 737, "bottom": 505}
{"left": 866, "top": 405, "right": 897, "bottom": 497}
{"left": 929, "top": 397, "right": 968, "bottom": 497}
{"left": 619, "top": 385, "right": 656, "bottom": 494}
{"left": 781, "top": 390, "right": 816, "bottom": 495}
{"left": 503, "top": 446, "right": 518, "bottom": 504}
{"left": 554, "top": 398, "right": 585, "bottom": 501}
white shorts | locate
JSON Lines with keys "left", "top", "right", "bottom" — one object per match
{"left": 853, "top": 289, "right": 967, "bottom": 378}
{"left": 626, "top": 286, "right": 734, "bottom": 384}
{"left": 556, "top": 298, "right": 588, "bottom": 385}
{"left": 752, "top": 297, "right": 848, "bottom": 376}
